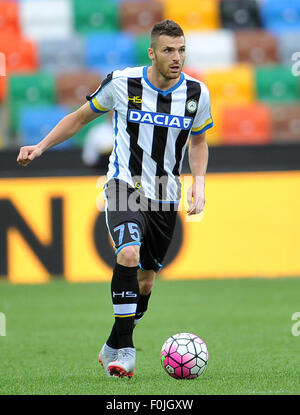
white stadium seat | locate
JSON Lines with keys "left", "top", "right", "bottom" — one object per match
{"left": 19, "top": 0, "right": 74, "bottom": 41}
{"left": 185, "top": 29, "right": 237, "bottom": 70}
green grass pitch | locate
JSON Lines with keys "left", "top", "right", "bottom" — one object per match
{"left": 0, "top": 277, "right": 300, "bottom": 395}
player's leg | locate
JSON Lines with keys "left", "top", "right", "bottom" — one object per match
{"left": 106, "top": 244, "right": 140, "bottom": 377}
{"left": 111, "top": 244, "right": 140, "bottom": 349}
{"left": 99, "top": 179, "right": 144, "bottom": 377}
{"left": 134, "top": 268, "right": 156, "bottom": 326}
{"left": 133, "top": 204, "right": 178, "bottom": 330}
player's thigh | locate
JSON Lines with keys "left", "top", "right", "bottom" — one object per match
{"left": 104, "top": 179, "right": 145, "bottom": 253}
{"left": 139, "top": 208, "right": 177, "bottom": 272}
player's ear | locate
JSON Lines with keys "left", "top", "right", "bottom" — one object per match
{"left": 148, "top": 47, "right": 154, "bottom": 61}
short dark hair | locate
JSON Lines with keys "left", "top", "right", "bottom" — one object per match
{"left": 151, "top": 20, "right": 184, "bottom": 49}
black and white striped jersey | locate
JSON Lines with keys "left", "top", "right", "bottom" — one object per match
{"left": 88, "top": 66, "right": 213, "bottom": 201}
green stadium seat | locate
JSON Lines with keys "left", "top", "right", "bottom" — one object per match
{"left": 135, "top": 35, "right": 151, "bottom": 66}
{"left": 72, "top": 114, "right": 108, "bottom": 148}
{"left": 72, "top": 0, "right": 119, "bottom": 34}
{"left": 8, "top": 72, "right": 56, "bottom": 133}
{"left": 255, "top": 65, "right": 300, "bottom": 103}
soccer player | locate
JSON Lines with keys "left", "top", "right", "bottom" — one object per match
{"left": 17, "top": 20, "right": 213, "bottom": 378}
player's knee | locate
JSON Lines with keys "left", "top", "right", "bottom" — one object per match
{"left": 139, "top": 279, "right": 154, "bottom": 295}
{"left": 117, "top": 245, "right": 140, "bottom": 267}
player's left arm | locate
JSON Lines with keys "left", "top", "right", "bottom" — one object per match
{"left": 187, "top": 132, "right": 208, "bottom": 216}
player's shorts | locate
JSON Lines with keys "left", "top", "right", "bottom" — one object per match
{"left": 104, "top": 178, "right": 178, "bottom": 272}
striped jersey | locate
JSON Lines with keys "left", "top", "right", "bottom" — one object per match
{"left": 87, "top": 66, "right": 213, "bottom": 201}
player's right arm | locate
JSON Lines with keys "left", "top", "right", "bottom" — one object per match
{"left": 17, "top": 102, "right": 101, "bottom": 166}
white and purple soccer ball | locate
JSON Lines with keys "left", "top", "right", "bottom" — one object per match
{"left": 160, "top": 333, "right": 209, "bottom": 380}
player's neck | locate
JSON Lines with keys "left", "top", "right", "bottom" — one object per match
{"left": 147, "top": 66, "right": 181, "bottom": 92}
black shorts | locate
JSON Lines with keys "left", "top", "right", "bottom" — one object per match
{"left": 104, "top": 179, "right": 178, "bottom": 272}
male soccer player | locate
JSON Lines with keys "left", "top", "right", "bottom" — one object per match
{"left": 17, "top": 20, "right": 213, "bottom": 378}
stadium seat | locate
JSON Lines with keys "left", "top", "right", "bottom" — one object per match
{"left": 221, "top": 104, "right": 272, "bottom": 145}
{"left": 185, "top": 30, "right": 236, "bottom": 70}
{"left": 19, "top": 0, "right": 73, "bottom": 41}
{"left": 235, "top": 30, "right": 278, "bottom": 65}
{"left": 161, "top": 0, "right": 221, "bottom": 31}
{"left": 0, "top": 33, "right": 38, "bottom": 73}
{"left": 56, "top": 71, "right": 101, "bottom": 107}
{"left": 255, "top": 65, "right": 300, "bottom": 103}
{"left": 72, "top": 115, "right": 109, "bottom": 148}
{"left": 8, "top": 72, "right": 56, "bottom": 132}
{"left": 120, "top": 1, "right": 164, "bottom": 34}
{"left": 19, "top": 106, "right": 74, "bottom": 149}
{"left": 259, "top": 0, "right": 300, "bottom": 33}
{"left": 84, "top": 33, "right": 137, "bottom": 74}
{"left": 276, "top": 31, "right": 300, "bottom": 66}
{"left": 270, "top": 104, "right": 300, "bottom": 143}
{"left": 0, "top": 0, "right": 20, "bottom": 37}
{"left": 204, "top": 102, "right": 222, "bottom": 146}
{"left": 135, "top": 35, "right": 152, "bottom": 66}
{"left": 183, "top": 67, "right": 203, "bottom": 81}
{"left": 73, "top": 0, "right": 119, "bottom": 33}
{"left": 0, "top": 76, "right": 6, "bottom": 103}
{"left": 38, "top": 36, "right": 85, "bottom": 73}
{"left": 220, "top": 0, "right": 262, "bottom": 30}
{"left": 203, "top": 64, "right": 256, "bottom": 105}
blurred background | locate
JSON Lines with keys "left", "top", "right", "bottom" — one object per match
{"left": 1, "top": 1, "right": 299, "bottom": 395}
{"left": 0, "top": 0, "right": 300, "bottom": 282}
{"left": 0, "top": 0, "right": 300, "bottom": 161}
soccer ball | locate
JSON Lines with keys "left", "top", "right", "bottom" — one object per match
{"left": 160, "top": 332, "right": 209, "bottom": 380}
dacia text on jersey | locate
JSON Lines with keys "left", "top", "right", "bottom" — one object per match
{"left": 128, "top": 110, "right": 193, "bottom": 130}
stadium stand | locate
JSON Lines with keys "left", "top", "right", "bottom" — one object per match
{"left": 185, "top": 29, "right": 236, "bottom": 70}
{"left": 72, "top": 0, "right": 119, "bottom": 33}
{"left": 120, "top": 1, "right": 164, "bottom": 34}
{"left": 8, "top": 72, "right": 56, "bottom": 133}
{"left": 160, "top": 0, "right": 221, "bottom": 31}
{"left": 19, "top": 105, "right": 74, "bottom": 149}
{"left": 219, "top": 0, "right": 262, "bottom": 30}
{"left": 0, "top": 0, "right": 21, "bottom": 37}
{"left": 276, "top": 31, "right": 300, "bottom": 66}
{"left": 255, "top": 65, "right": 300, "bottom": 103}
{"left": 37, "top": 36, "right": 86, "bottom": 73}
{"left": 19, "top": 0, "right": 74, "bottom": 41}
{"left": 0, "top": 0, "right": 299, "bottom": 148}
{"left": 84, "top": 32, "right": 136, "bottom": 74}
{"left": 0, "top": 32, "right": 38, "bottom": 73}
{"left": 56, "top": 71, "right": 100, "bottom": 107}
{"left": 221, "top": 103, "right": 272, "bottom": 145}
{"left": 271, "top": 104, "right": 300, "bottom": 143}
{"left": 235, "top": 30, "right": 278, "bottom": 65}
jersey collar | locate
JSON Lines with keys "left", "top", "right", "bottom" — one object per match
{"left": 143, "top": 66, "right": 185, "bottom": 96}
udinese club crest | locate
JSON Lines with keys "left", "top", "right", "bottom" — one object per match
{"left": 186, "top": 99, "right": 198, "bottom": 114}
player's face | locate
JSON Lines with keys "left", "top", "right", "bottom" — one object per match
{"left": 149, "top": 35, "right": 186, "bottom": 80}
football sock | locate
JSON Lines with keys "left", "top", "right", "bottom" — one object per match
{"left": 135, "top": 292, "right": 152, "bottom": 324}
{"left": 106, "top": 322, "right": 118, "bottom": 349}
{"left": 107, "top": 262, "right": 139, "bottom": 349}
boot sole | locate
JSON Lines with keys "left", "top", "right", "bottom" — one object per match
{"left": 108, "top": 363, "right": 134, "bottom": 378}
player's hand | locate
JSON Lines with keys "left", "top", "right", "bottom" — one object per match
{"left": 17, "top": 145, "right": 43, "bottom": 167}
{"left": 187, "top": 176, "right": 205, "bottom": 215}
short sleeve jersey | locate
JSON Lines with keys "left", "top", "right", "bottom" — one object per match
{"left": 88, "top": 66, "right": 213, "bottom": 201}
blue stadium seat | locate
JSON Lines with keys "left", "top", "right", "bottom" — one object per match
{"left": 259, "top": 0, "right": 300, "bottom": 33}
{"left": 19, "top": 106, "right": 74, "bottom": 149}
{"left": 84, "top": 33, "right": 137, "bottom": 74}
